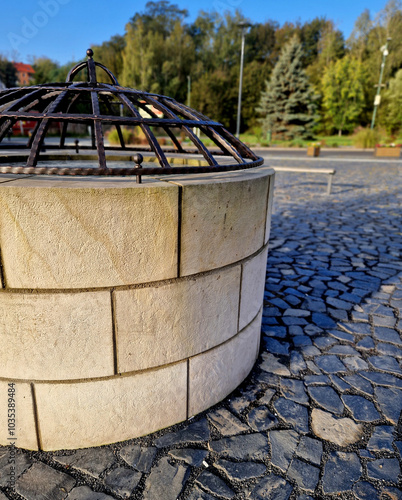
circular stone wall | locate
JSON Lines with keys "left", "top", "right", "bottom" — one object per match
{"left": 0, "top": 166, "right": 275, "bottom": 451}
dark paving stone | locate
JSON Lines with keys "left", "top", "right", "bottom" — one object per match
{"left": 339, "top": 322, "right": 372, "bottom": 335}
{"left": 377, "top": 343, "right": 402, "bottom": 358}
{"left": 367, "top": 426, "right": 394, "bottom": 453}
{"left": 143, "top": 457, "right": 189, "bottom": 500}
{"left": 308, "top": 386, "right": 344, "bottom": 415}
{"left": 155, "top": 419, "right": 210, "bottom": 447}
{"left": 287, "top": 459, "right": 319, "bottom": 492}
{"left": 249, "top": 473, "right": 293, "bottom": 500}
{"left": 322, "top": 451, "right": 362, "bottom": 494}
{"left": 120, "top": 445, "right": 157, "bottom": 472}
{"left": 311, "top": 313, "right": 336, "bottom": 328}
{"left": 247, "top": 406, "right": 278, "bottom": 431}
{"left": 263, "top": 337, "right": 290, "bottom": 355}
{"left": 207, "top": 408, "right": 249, "bottom": 436}
{"left": 210, "top": 434, "right": 269, "bottom": 461}
{"left": 186, "top": 486, "right": 216, "bottom": 500}
{"left": 352, "top": 481, "right": 380, "bottom": 500}
{"left": 342, "top": 395, "right": 380, "bottom": 422}
{"left": 356, "top": 336, "right": 375, "bottom": 350}
{"left": 368, "top": 355, "right": 402, "bottom": 374}
{"left": 15, "top": 462, "right": 76, "bottom": 500}
{"left": 290, "top": 352, "right": 307, "bottom": 374}
{"left": 330, "top": 374, "right": 350, "bottom": 392}
{"left": 215, "top": 459, "right": 266, "bottom": 481}
{"left": 281, "top": 379, "right": 309, "bottom": 404}
{"left": 53, "top": 448, "right": 115, "bottom": 479}
{"left": 396, "top": 441, "right": 402, "bottom": 459}
{"left": 329, "top": 329, "right": 355, "bottom": 342}
{"left": 104, "top": 467, "right": 142, "bottom": 498}
{"left": 293, "top": 336, "right": 312, "bottom": 346}
{"left": 0, "top": 451, "right": 33, "bottom": 487}
{"left": 374, "top": 386, "right": 402, "bottom": 424}
{"left": 328, "top": 345, "right": 359, "bottom": 356}
{"left": 66, "top": 486, "right": 115, "bottom": 499}
{"left": 168, "top": 449, "right": 208, "bottom": 467}
{"left": 313, "top": 336, "right": 337, "bottom": 349}
{"left": 195, "top": 471, "right": 234, "bottom": 499}
{"left": 274, "top": 398, "right": 309, "bottom": 433}
{"left": 367, "top": 458, "right": 400, "bottom": 482}
{"left": 315, "top": 355, "right": 347, "bottom": 374}
{"left": 342, "top": 374, "right": 374, "bottom": 396}
{"left": 343, "top": 356, "right": 370, "bottom": 371}
{"left": 360, "top": 371, "right": 402, "bottom": 389}
{"left": 304, "top": 375, "right": 329, "bottom": 386}
{"left": 262, "top": 326, "right": 287, "bottom": 338}
{"left": 269, "top": 430, "right": 299, "bottom": 473}
{"left": 295, "top": 436, "right": 322, "bottom": 466}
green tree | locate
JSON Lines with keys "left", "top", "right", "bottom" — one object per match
{"left": 32, "top": 57, "right": 60, "bottom": 84}
{"left": 322, "top": 55, "right": 366, "bottom": 135}
{"left": 381, "top": 68, "right": 402, "bottom": 134}
{"left": 0, "top": 56, "right": 17, "bottom": 88}
{"left": 91, "top": 35, "right": 126, "bottom": 82}
{"left": 256, "top": 36, "right": 317, "bottom": 140}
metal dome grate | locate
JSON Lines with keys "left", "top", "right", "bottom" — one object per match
{"left": 0, "top": 49, "right": 263, "bottom": 179}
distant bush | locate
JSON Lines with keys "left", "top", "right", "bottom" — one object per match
{"left": 352, "top": 128, "right": 380, "bottom": 148}
{"left": 107, "top": 126, "right": 147, "bottom": 145}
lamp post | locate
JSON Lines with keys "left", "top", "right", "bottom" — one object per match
{"left": 371, "top": 37, "right": 391, "bottom": 130}
{"left": 236, "top": 21, "right": 251, "bottom": 138}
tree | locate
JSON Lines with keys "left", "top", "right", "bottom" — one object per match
{"left": 322, "top": 55, "right": 366, "bottom": 135}
{"left": 256, "top": 36, "right": 317, "bottom": 140}
{"left": 381, "top": 68, "right": 402, "bottom": 134}
{"left": 32, "top": 57, "right": 60, "bottom": 84}
{"left": 0, "top": 56, "right": 17, "bottom": 88}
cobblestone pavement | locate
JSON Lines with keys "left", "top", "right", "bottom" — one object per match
{"left": 1, "top": 157, "right": 402, "bottom": 499}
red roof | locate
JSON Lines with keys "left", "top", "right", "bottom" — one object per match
{"left": 13, "top": 62, "right": 35, "bottom": 74}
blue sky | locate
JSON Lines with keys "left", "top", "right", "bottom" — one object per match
{"left": 0, "top": 0, "right": 389, "bottom": 65}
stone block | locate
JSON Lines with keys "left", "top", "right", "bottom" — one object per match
{"left": 188, "top": 311, "right": 261, "bottom": 416}
{"left": 239, "top": 246, "right": 268, "bottom": 330}
{"left": 0, "top": 380, "right": 38, "bottom": 450}
{"left": 115, "top": 266, "right": 241, "bottom": 372}
{"left": 34, "top": 361, "right": 187, "bottom": 450}
{"left": 170, "top": 167, "right": 272, "bottom": 275}
{"left": 0, "top": 291, "right": 113, "bottom": 380}
{"left": 0, "top": 177, "right": 178, "bottom": 288}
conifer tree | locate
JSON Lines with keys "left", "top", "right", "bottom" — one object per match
{"left": 256, "top": 36, "right": 317, "bottom": 140}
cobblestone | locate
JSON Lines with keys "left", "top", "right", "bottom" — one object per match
{"left": 1, "top": 156, "right": 402, "bottom": 498}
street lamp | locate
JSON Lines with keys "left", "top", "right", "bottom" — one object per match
{"left": 371, "top": 37, "right": 391, "bottom": 129}
{"left": 236, "top": 21, "right": 251, "bottom": 138}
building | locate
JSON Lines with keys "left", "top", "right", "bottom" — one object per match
{"left": 13, "top": 62, "right": 35, "bottom": 86}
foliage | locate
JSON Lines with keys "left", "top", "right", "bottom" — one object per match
{"left": 352, "top": 127, "right": 380, "bottom": 148}
{"left": 322, "top": 55, "right": 366, "bottom": 135}
{"left": 11, "top": 0, "right": 402, "bottom": 136}
{"left": 0, "top": 56, "right": 17, "bottom": 87}
{"left": 256, "top": 36, "right": 318, "bottom": 140}
{"left": 382, "top": 69, "right": 402, "bottom": 134}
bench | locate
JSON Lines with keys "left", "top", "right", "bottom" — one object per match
{"left": 272, "top": 166, "right": 336, "bottom": 195}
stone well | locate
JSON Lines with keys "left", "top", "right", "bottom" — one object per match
{"left": 0, "top": 166, "right": 274, "bottom": 451}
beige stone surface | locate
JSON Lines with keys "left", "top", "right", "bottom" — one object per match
{"left": 239, "top": 246, "right": 268, "bottom": 330}
{"left": 115, "top": 266, "right": 241, "bottom": 372}
{"left": 35, "top": 362, "right": 187, "bottom": 450}
{"left": 265, "top": 173, "right": 275, "bottom": 244}
{"left": 0, "top": 178, "right": 178, "bottom": 288}
{"left": 0, "top": 291, "right": 114, "bottom": 380}
{"left": 311, "top": 408, "right": 364, "bottom": 446}
{"left": 170, "top": 167, "right": 273, "bottom": 275}
{"left": 0, "top": 380, "right": 38, "bottom": 450}
{"left": 188, "top": 310, "right": 261, "bottom": 416}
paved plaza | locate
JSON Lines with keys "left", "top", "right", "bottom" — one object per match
{"left": 0, "top": 152, "right": 401, "bottom": 499}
